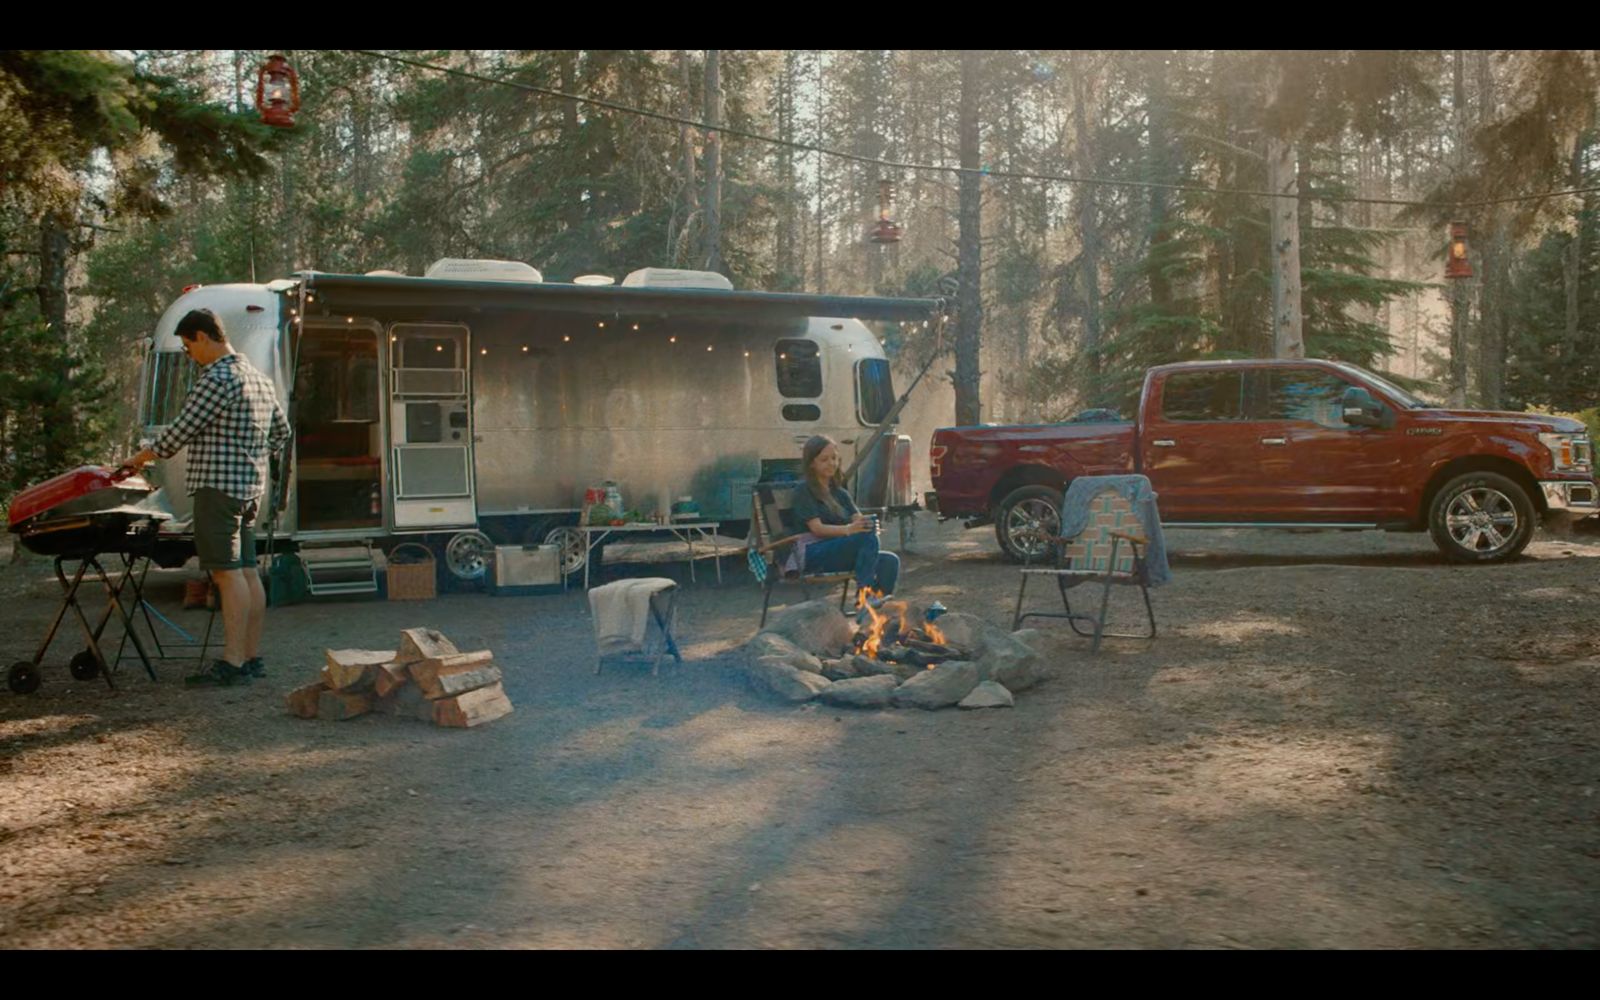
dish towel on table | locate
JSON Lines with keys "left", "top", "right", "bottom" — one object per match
{"left": 588, "top": 577, "right": 677, "bottom": 654}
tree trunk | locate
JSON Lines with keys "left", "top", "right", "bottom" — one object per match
{"left": 670, "top": 50, "right": 698, "bottom": 267}
{"left": 1267, "top": 137, "right": 1304, "bottom": 358}
{"left": 702, "top": 49, "right": 725, "bottom": 275}
{"left": 1448, "top": 49, "right": 1470, "bottom": 404}
{"left": 36, "top": 211, "right": 74, "bottom": 468}
{"left": 1071, "top": 63, "right": 1102, "bottom": 379}
{"left": 776, "top": 52, "right": 798, "bottom": 288}
{"left": 1476, "top": 50, "right": 1507, "bottom": 408}
{"left": 1565, "top": 138, "right": 1584, "bottom": 353}
{"left": 954, "top": 51, "right": 984, "bottom": 427}
{"left": 1146, "top": 55, "right": 1173, "bottom": 310}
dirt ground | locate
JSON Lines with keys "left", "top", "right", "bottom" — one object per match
{"left": 2, "top": 515, "right": 1598, "bottom": 949}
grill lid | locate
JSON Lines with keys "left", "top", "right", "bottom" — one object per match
{"left": 7, "top": 466, "right": 155, "bottom": 531}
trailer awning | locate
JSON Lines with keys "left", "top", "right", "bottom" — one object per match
{"left": 297, "top": 272, "right": 945, "bottom": 324}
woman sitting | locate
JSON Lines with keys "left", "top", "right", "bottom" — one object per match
{"left": 784, "top": 435, "right": 900, "bottom": 603}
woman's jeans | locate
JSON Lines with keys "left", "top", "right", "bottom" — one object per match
{"left": 802, "top": 532, "right": 899, "bottom": 595}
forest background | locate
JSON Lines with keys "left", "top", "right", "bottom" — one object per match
{"left": 1, "top": 49, "right": 1596, "bottom": 508}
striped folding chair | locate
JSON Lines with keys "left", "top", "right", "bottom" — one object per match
{"left": 1011, "top": 477, "right": 1160, "bottom": 652}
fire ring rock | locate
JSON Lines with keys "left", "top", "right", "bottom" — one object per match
{"left": 746, "top": 632, "right": 824, "bottom": 674}
{"left": 819, "top": 674, "right": 898, "bottom": 709}
{"left": 749, "top": 655, "right": 833, "bottom": 703}
{"left": 761, "top": 600, "right": 856, "bottom": 658}
{"left": 959, "top": 680, "right": 1015, "bottom": 709}
{"left": 891, "top": 661, "right": 980, "bottom": 710}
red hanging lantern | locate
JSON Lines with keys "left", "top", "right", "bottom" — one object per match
{"left": 1445, "top": 221, "right": 1473, "bottom": 279}
{"left": 868, "top": 179, "right": 903, "bottom": 245}
{"left": 255, "top": 54, "right": 301, "bottom": 129}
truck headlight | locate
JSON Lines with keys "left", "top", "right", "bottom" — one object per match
{"left": 1539, "top": 432, "right": 1594, "bottom": 473}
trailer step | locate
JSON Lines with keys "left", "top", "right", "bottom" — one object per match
{"left": 298, "top": 542, "right": 380, "bottom": 597}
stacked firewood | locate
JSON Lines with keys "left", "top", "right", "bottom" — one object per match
{"left": 851, "top": 617, "right": 972, "bottom": 669}
{"left": 285, "top": 627, "right": 514, "bottom": 728}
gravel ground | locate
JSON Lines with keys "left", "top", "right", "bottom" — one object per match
{"left": 1, "top": 516, "right": 1597, "bottom": 949}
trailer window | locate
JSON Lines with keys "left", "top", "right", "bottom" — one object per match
{"left": 775, "top": 339, "right": 822, "bottom": 398}
{"left": 1160, "top": 370, "right": 1246, "bottom": 422}
{"left": 144, "top": 351, "right": 195, "bottom": 426}
{"left": 856, "top": 358, "right": 895, "bottom": 425}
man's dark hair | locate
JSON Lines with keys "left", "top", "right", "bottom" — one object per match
{"left": 175, "top": 308, "right": 225, "bottom": 343}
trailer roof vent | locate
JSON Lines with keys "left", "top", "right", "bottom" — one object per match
{"left": 424, "top": 258, "right": 544, "bottom": 283}
{"left": 621, "top": 268, "right": 733, "bottom": 291}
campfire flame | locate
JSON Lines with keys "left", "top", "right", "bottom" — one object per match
{"left": 853, "top": 589, "right": 952, "bottom": 669}
{"left": 855, "top": 587, "right": 889, "bottom": 659}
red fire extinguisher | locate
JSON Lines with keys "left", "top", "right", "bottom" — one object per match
{"left": 370, "top": 483, "right": 381, "bottom": 517}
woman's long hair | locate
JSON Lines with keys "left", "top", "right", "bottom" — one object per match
{"left": 801, "top": 434, "right": 846, "bottom": 517}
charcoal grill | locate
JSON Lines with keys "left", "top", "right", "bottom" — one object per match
{"left": 6, "top": 465, "right": 172, "bottom": 694}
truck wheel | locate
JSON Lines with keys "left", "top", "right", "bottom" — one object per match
{"left": 995, "top": 485, "right": 1062, "bottom": 563}
{"left": 1428, "top": 472, "right": 1535, "bottom": 563}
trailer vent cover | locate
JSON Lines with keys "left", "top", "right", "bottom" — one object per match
{"left": 424, "top": 258, "right": 544, "bottom": 283}
{"left": 621, "top": 268, "right": 733, "bottom": 291}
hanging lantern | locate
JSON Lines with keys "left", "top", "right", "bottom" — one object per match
{"left": 868, "top": 179, "right": 903, "bottom": 245}
{"left": 1445, "top": 222, "right": 1473, "bottom": 279}
{"left": 254, "top": 54, "right": 301, "bottom": 129}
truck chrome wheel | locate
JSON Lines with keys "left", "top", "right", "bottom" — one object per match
{"left": 1428, "top": 472, "right": 1535, "bottom": 564}
{"left": 544, "top": 526, "right": 586, "bottom": 576}
{"left": 995, "top": 485, "right": 1063, "bottom": 563}
{"left": 444, "top": 530, "right": 494, "bottom": 580}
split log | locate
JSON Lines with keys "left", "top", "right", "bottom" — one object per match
{"left": 418, "top": 664, "right": 503, "bottom": 701}
{"left": 377, "top": 682, "right": 434, "bottom": 722}
{"left": 431, "top": 681, "right": 514, "bottom": 728}
{"left": 373, "top": 661, "right": 411, "bottom": 699}
{"left": 317, "top": 690, "right": 374, "bottom": 721}
{"left": 397, "top": 628, "right": 459, "bottom": 665}
{"left": 286, "top": 681, "right": 328, "bottom": 719}
{"left": 322, "top": 649, "right": 394, "bottom": 692}
{"left": 409, "top": 650, "right": 494, "bottom": 692}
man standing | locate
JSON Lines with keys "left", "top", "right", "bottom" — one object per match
{"left": 125, "top": 308, "right": 289, "bottom": 686}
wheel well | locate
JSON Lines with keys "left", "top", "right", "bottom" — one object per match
{"left": 1421, "top": 456, "right": 1544, "bottom": 520}
{"left": 988, "top": 465, "right": 1068, "bottom": 508}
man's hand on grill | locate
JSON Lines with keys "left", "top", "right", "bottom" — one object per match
{"left": 119, "top": 448, "right": 158, "bottom": 475}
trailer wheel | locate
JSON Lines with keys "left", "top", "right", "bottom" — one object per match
{"left": 8, "top": 662, "right": 41, "bottom": 695}
{"left": 994, "top": 485, "right": 1062, "bottom": 563}
{"left": 444, "top": 530, "right": 495, "bottom": 580}
{"left": 544, "top": 526, "right": 587, "bottom": 577}
{"left": 69, "top": 650, "right": 101, "bottom": 680}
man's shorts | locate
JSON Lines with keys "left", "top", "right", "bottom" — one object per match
{"left": 193, "top": 487, "right": 260, "bottom": 570}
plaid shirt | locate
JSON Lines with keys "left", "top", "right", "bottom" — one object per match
{"left": 153, "top": 353, "right": 289, "bottom": 500}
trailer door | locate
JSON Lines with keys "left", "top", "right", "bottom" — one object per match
{"left": 388, "top": 323, "right": 477, "bottom": 529}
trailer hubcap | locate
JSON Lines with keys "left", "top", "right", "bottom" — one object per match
{"left": 444, "top": 530, "right": 494, "bottom": 579}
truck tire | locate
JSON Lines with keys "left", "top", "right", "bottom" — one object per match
{"left": 1428, "top": 471, "right": 1535, "bottom": 563}
{"left": 995, "top": 485, "right": 1062, "bottom": 563}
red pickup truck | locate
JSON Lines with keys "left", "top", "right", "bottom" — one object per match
{"left": 928, "top": 358, "right": 1597, "bottom": 563}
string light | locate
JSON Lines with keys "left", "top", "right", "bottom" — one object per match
{"left": 480, "top": 347, "right": 488, "bottom": 355}
{"left": 563, "top": 335, "right": 571, "bottom": 342}
{"left": 632, "top": 323, "right": 640, "bottom": 331}
{"left": 669, "top": 336, "right": 677, "bottom": 343}
{"left": 521, "top": 345, "right": 529, "bottom": 353}
{"left": 706, "top": 345, "right": 714, "bottom": 351}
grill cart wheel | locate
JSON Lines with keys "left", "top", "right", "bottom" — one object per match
{"left": 69, "top": 649, "right": 101, "bottom": 681}
{"left": 8, "top": 662, "right": 41, "bottom": 695}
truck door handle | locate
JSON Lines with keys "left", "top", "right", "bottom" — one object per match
{"left": 1260, "top": 436, "right": 1288, "bottom": 446}
{"left": 1152, "top": 439, "right": 1176, "bottom": 448}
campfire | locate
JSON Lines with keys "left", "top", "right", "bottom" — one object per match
{"left": 851, "top": 590, "right": 971, "bottom": 668}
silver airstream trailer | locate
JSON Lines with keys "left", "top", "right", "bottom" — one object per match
{"left": 135, "top": 261, "right": 940, "bottom": 592}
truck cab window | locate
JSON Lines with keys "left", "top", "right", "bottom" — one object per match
{"left": 775, "top": 339, "right": 822, "bottom": 398}
{"left": 856, "top": 358, "right": 895, "bottom": 425}
{"left": 1161, "top": 370, "right": 1246, "bottom": 421}
{"left": 1262, "top": 369, "right": 1350, "bottom": 428}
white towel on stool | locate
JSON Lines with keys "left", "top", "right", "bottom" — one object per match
{"left": 589, "top": 577, "right": 676, "bottom": 653}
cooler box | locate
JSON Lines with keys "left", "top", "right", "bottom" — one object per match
{"left": 491, "top": 544, "right": 563, "bottom": 596}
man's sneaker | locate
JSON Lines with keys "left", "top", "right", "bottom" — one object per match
{"left": 241, "top": 657, "right": 265, "bottom": 679}
{"left": 184, "top": 659, "right": 246, "bottom": 688}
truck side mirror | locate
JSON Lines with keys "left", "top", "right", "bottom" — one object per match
{"left": 1341, "top": 386, "right": 1389, "bottom": 428}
